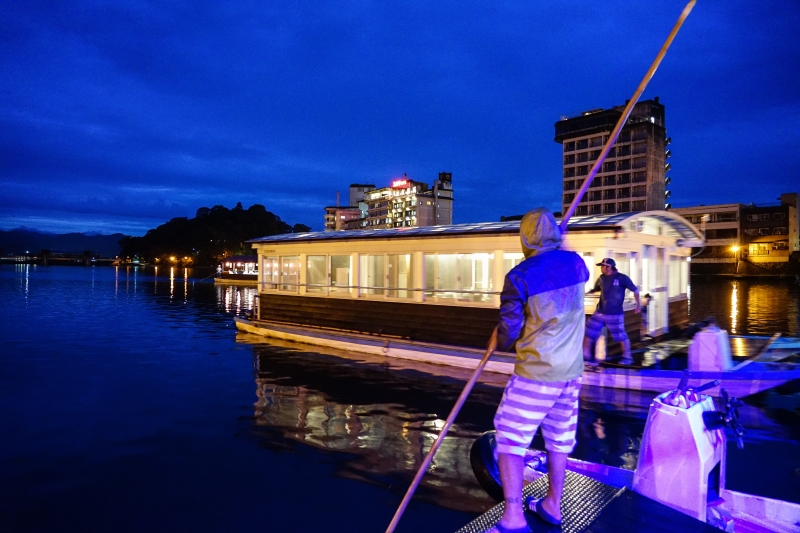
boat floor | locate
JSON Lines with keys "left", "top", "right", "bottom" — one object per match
{"left": 455, "top": 470, "right": 717, "bottom": 533}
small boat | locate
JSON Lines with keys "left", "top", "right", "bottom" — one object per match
{"left": 215, "top": 254, "right": 258, "bottom": 284}
{"left": 466, "top": 377, "right": 800, "bottom": 532}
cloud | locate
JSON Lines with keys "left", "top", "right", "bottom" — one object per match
{"left": 1, "top": 0, "right": 799, "bottom": 236}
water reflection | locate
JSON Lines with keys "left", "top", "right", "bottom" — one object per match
{"left": 689, "top": 277, "right": 800, "bottom": 336}
{"left": 243, "top": 332, "right": 800, "bottom": 507}
{"left": 249, "top": 341, "right": 498, "bottom": 512}
{"left": 731, "top": 281, "right": 738, "bottom": 333}
{"left": 220, "top": 285, "right": 257, "bottom": 314}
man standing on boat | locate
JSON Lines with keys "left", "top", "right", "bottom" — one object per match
{"left": 489, "top": 207, "right": 589, "bottom": 533}
{"left": 583, "top": 258, "right": 640, "bottom": 365}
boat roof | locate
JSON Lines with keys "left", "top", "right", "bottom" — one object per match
{"left": 248, "top": 210, "right": 701, "bottom": 245}
{"left": 222, "top": 255, "right": 257, "bottom": 262}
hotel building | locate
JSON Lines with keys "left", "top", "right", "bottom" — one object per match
{"left": 324, "top": 173, "right": 453, "bottom": 231}
{"left": 555, "top": 97, "right": 670, "bottom": 216}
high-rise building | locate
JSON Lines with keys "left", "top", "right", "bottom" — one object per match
{"left": 555, "top": 97, "right": 670, "bottom": 216}
{"left": 323, "top": 173, "right": 454, "bottom": 231}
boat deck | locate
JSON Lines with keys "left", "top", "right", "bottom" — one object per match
{"left": 455, "top": 470, "right": 718, "bottom": 533}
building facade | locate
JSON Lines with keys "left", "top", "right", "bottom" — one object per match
{"left": 740, "top": 193, "right": 799, "bottom": 264}
{"left": 555, "top": 97, "right": 669, "bottom": 217}
{"left": 324, "top": 172, "right": 454, "bottom": 231}
{"left": 672, "top": 192, "right": 799, "bottom": 274}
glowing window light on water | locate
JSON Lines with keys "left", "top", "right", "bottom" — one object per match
{"left": 730, "top": 281, "right": 738, "bottom": 334}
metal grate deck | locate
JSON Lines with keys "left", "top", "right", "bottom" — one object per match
{"left": 455, "top": 470, "right": 624, "bottom": 533}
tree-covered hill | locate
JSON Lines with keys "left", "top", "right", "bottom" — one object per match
{"left": 119, "top": 203, "right": 311, "bottom": 265}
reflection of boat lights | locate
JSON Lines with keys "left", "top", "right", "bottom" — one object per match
{"left": 731, "top": 336, "right": 746, "bottom": 356}
{"left": 730, "top": 282, "right": 738, "bottom": 333}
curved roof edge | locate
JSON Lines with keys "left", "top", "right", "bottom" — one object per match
{"left": 248, "top": 210, "right": 703, "bottom": 246}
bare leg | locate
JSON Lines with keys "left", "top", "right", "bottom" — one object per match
{"left": 622, "top": 339, "right": 632, "bottom": 362}
{"left": 541, "top": 450, "right": 567, "bottom": 521}
{"left": 494, "top": 453, "right": 528, "bottom": 530}
{"left": 583, "top": 337, "right": 593, "bottom": 361}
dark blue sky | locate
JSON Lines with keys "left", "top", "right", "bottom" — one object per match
{"left": 2, "top": 1, "right": 798, "bottom": 235}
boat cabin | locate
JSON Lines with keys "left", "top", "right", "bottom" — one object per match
{"left": 219, "top": 255, "right": 258, "bottom": 281}
{"left": 247, "top": 211, "right": 702, "bottom": 350}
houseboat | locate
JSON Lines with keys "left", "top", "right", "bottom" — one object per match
{"left": 239, "top": 210, "right": 697, "bottom": 350}
{"left": 236, "top": 211, "right": 800, "bottom": 396}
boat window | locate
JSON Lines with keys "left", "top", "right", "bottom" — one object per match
{"left": 424, "top": 255, "right": 436, "bottom": 299}
{"left": 503, "top": 253, "right": 524, "bottom": 275}
{"left": 279, "top": 256, "right": 299, "bottom": 292}
{"left": 262, "top": 256, "right": 278, "bottom": 290}
{"left": 387, "top": 254, "right": 413, "bottom": 299}
{"left": 424, "top": 253, "right": 494, "bottom": 303}
{"left": 669, "top": 255, "right": 683, "bottom": 297}
{"left": 613, "top": 253, "right": 629, "bottom": 277}
{"left": 458, "top": 253, "right": 493, "bottom": 303}
{"left": 578, "top": 253, "right": 595, "bottom": 292}
{"left": 437, "top": 254, "right": 458, "bottom": 300}
{"left": 306, "top": 255, "right": 327, "bottom": 293}
{"left": 329, "top": 255, "right": 351, "bottom": 293}
{"left": 359, "top": 254, "right": 385, "bottom": 296}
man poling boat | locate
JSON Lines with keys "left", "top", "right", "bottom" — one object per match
{"left": 385, "top": 2, "right": 697, "bottom": 532}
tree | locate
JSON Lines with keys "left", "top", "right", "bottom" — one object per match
{"left": 119, "top": 202, "right": 309, "bottom": 266}
{"left": 293, "top": 223, "right": 311, "bottom": 233}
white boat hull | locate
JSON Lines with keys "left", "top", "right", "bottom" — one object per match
{"left": 234, "top": 318, "right": 800, "bottom": 397}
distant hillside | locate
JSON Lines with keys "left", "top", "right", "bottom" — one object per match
{"left": 0, "top": 229, "right": 126, "bottom": 258}
{"left": 119, "top": 203, "right": 311, "bottom": 265}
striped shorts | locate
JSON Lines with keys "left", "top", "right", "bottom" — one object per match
{"left": 585, "top": 312, "right": 628, "bottom": 342}
{"left": 493, "top": 374, "right": 582, "bottom": 456}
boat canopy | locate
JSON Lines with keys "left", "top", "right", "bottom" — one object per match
{"left": 248, "top": 210, "right": 703, "bottom": 246}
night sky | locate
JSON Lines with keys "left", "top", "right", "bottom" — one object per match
{"left": 2, "top": 1, "right": 798, "bottom": 236}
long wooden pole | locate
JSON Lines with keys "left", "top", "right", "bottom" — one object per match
{"left": 560, "top": 0, "right": 696, "bottom": 233}
{"left": 385, "top": 328, "right": 497, "bottom": 533}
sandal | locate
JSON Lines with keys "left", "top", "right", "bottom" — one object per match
{"left": 489, "top": 521, "right": 530, "bottom": 533}
{"left": 524, "top": 495, "right": 562, "bottom": 526}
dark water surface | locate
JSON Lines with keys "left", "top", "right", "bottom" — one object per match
{"left": 1, "top": 266, "right": 798, "bottom": 533}
{"left": 688, "top": 276, "right": 800, "bottom": 336}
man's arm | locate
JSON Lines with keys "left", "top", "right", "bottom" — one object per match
{"left": 496, "top": 275, "right": 525, "bottom": 352}
{"left": 625, "top": 275, "right": 641, "bottom": 313}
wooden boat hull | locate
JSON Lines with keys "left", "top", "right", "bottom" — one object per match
{"left": 234, "top": 318, "right": 800, "bottom": 397}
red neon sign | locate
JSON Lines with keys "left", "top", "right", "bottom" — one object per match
{"left": 392, "top": 179, "right": 409, "bottom": 188}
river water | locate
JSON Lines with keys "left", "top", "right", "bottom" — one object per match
{"left": 1, "top": 266, "right": 798, "bottom": 533}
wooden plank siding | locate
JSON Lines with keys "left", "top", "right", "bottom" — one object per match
{"left": 257, "top": 293, "right": 499, "bottom": 348}
{"left": 669, "top": 298, "right": 690, "bottom": 332}
{"left": 257, "top": 293, "right": 658, "bottom": 352}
